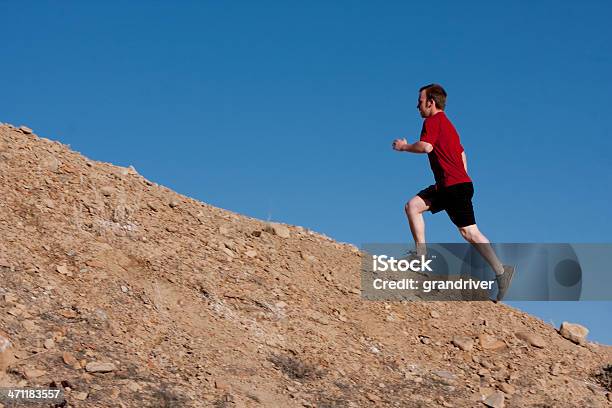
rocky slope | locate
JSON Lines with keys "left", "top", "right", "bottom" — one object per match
{"left": 0, "top": 123, "right": 610, "bottom": 408}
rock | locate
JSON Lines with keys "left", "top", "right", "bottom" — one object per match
{"left": 74, "top": 392, "right": 88, "bottom": 400}
{"left": 62, "top": 352, "right": 79, "bottom": 367}
{"left": 85, "top": 362, "right": 116, "bottom": 373}
{"left": 19, "top": 126, "right": 33, "bottom": 134}
{"left": 219, "top": 225, "right": 231, "bottom": 236}
{"left": 498, "top": 383, "right": 515, "bottom": 394}
{"left": 214, "top": 380, "right": 231, "bottom": 392}
{"left": 126, "top": 381, "right": 142, "bottom": 392}
{"left": 43, "top": 198, "right": 55, "bottom": 208}
{"left": 418, "top": 335, "right": 431, "bottom": 345}
{"left": 430, "top": 310, "right": 441, "bottom": 318}
{"left": 264, "top": 223, "right": 291, "bottom": 238}
{"left": 59, "top": 309, "right": 78, "bottom": 318}
{"left": 483, "top": 391, "right": 505, "bottom": 407}
{"left": 550, "top": 363, "right": 561, "bottom": 376}
{"left": 56, "top": 264, "right": 72, "bottom": 277}
{"left": 22, "top": 321, "right": 36, "bottom": 332}
{"left": 559, "top": 322, "right": 589, "bottom": 345}
{"left": 0, "top": 334, "right": 14, "bottom": 374}
{"left": 3, "top": 293, "right": 18, "bottom": 303}
{"left": 169, "top": 199, "right": 180, "bottom": 208}
{"left": 433, "top": 371, "right": 456, "bottom": 386}
{"left": 24, "top": 368, "right": 46, "bottom": 379}
{"left": 119, "top": 166, "right": 138, "bottom": 176}
{"left": 515, "top": 331, "right": 545, "bottom": 348}
{"left": 245, "top": 250, "right": 257, "bottom": 258}
{"left": 366, "top": 392, "right": 381, "bottom": 402}
{"left": 452, "top": 336, "right": 474, "bottom": 352}
{"left": 300, "top": 252, "right": 316, "bottom": 262}
{"left": 43, "top": 339, "right": 55, "bottom": 349}
{"left": 100, "top": 186, "right": 114, "bottom": 197}
{"left": 41, "top": 155, "right": 60, "bottom": 172}
{"left": 479, "top": 334, "right": 506, "bottom": 351}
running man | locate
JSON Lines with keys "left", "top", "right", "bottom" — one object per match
{"left": 392, "top": 83, "right": 514, "bottom": 301}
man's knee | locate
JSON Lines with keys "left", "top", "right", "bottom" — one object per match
{"left": 405, "top": 197, "right": 425, "bottom": 216}
{"left": 459, "top": 225, "right": 478, "bottom": 242}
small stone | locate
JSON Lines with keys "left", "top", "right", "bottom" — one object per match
{"left": 59, "top": 309, "right": 78, "bottom": 319}
{"left": 43, "top": 339, "right": 55, "bottom": 349}
{"left": 452, "top": 336, "right": 474, "bottom": 352}
{"left": 21, "top": 321, "right": 36, "bottom": 332}
{"left": 62, "top": 352, "right": 78, "bottom": 367}
{"left": 479, "top": 334, "right": 506, "bottom": 351}
{"left": 0, "top": 334, "right": 14, "bottom": 373}
{"left": 100, "top": 186, "right": 114, "bottom": 197}
{"left": 85, "top": 362, "right": 116, "bottom": 373}
{"left": 121, "top": 285, "right": 129, "bottom": 293}
{"left": 498, "top": 383, "right": 515, "bottom": 394}
{"left": 550, "top": 363, "right": 561, "bottom": 376}
{"left": 169, "top": 200, "right": 179, "bottom": 208}
{"left": 433, "top": 371, "right": 456, "bottom": 385}
{"left": 56, "top": 264, "right": 72, "bottom": 276}
{"left": 41, "top": 155, "right": 60, "bottom": 172}
{"left": 483, "top": 391, "right": 505, "bottom": 408}
{"left": 300, "top": 251, "right": 317, "bottom": 262}
{"left": 19, "top": 126, "right": 33, "bottom": 134}
{"left": 559, "top": 322, "right": 589, "bottom": 345}
{"left": 147, "top": 202, "right": 159, "bottom": 211}
{"left": 74, "top": 392, "right": 88, "bottom": 400}
{"left": 3, "top": 293, "right": 18, "bottom": 303}
{"left": 214, "top": 380, "right": 231, "bottom": 392}
{"left": 264, "top": 223, "right": 291, "bottom": 238}
{"left": 245, "top": 250, "right": 257, "bottom": 258}
{"left": 366, "top": 392, "right": 381, "bottom": 402}
{"left": 430, "top": 310, "right": 441, "bottom": 318}
{"left": 24, "top": 368, "right": 46, "bottom": 379}
{"left": 43, "top": 198, "right": 55, "bottom": 208}
{"left": 515, "top": 331, "right": 546, "bottom": 348}
{"left": 126, "top": 381, "right": 141, "bottom": 392}
{"left": 419, "top": 335, "right": 431, "bottom": 345}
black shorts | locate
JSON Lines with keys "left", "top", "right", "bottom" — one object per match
{"left": 417, "top": 182, "right": 476, "bottom": 228}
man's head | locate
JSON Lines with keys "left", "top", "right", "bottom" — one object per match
{"left": 417, "top": 83, "right": 447, "bottom": 117}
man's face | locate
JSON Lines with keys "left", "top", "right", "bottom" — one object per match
{"left": 417, "top": 90, "right": 433, "bottom": 118}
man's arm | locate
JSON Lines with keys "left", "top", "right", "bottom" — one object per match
{"left": 462, "top": 151, "right": 468, "bottom": 172}
{"left": 392, "top": 138, "right": 433, "bottom": 154}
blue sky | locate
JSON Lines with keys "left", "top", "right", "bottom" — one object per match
{"left": 2, "top": 1, "right": 611, "bottom": 343}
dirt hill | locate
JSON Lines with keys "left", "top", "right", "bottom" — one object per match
{"left": 0, "top": 123, "right": 610, "bottom": 408}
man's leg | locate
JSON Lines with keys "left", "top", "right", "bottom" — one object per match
{"left": 405, "top": 196, "right": 431, "bottom": 257}
{"left": 457, "top": 224, "right": 504, "bottom": 276}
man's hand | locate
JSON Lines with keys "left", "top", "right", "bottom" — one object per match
{"left": 392, "top": 138, "right": 409, "bottom": 151}
{"left": 392, "top": 139, "right": 433, "bottom": 154}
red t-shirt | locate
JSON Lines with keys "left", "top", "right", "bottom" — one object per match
{"left": 419, "top": 111, "right": 471, "bottom": 188}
